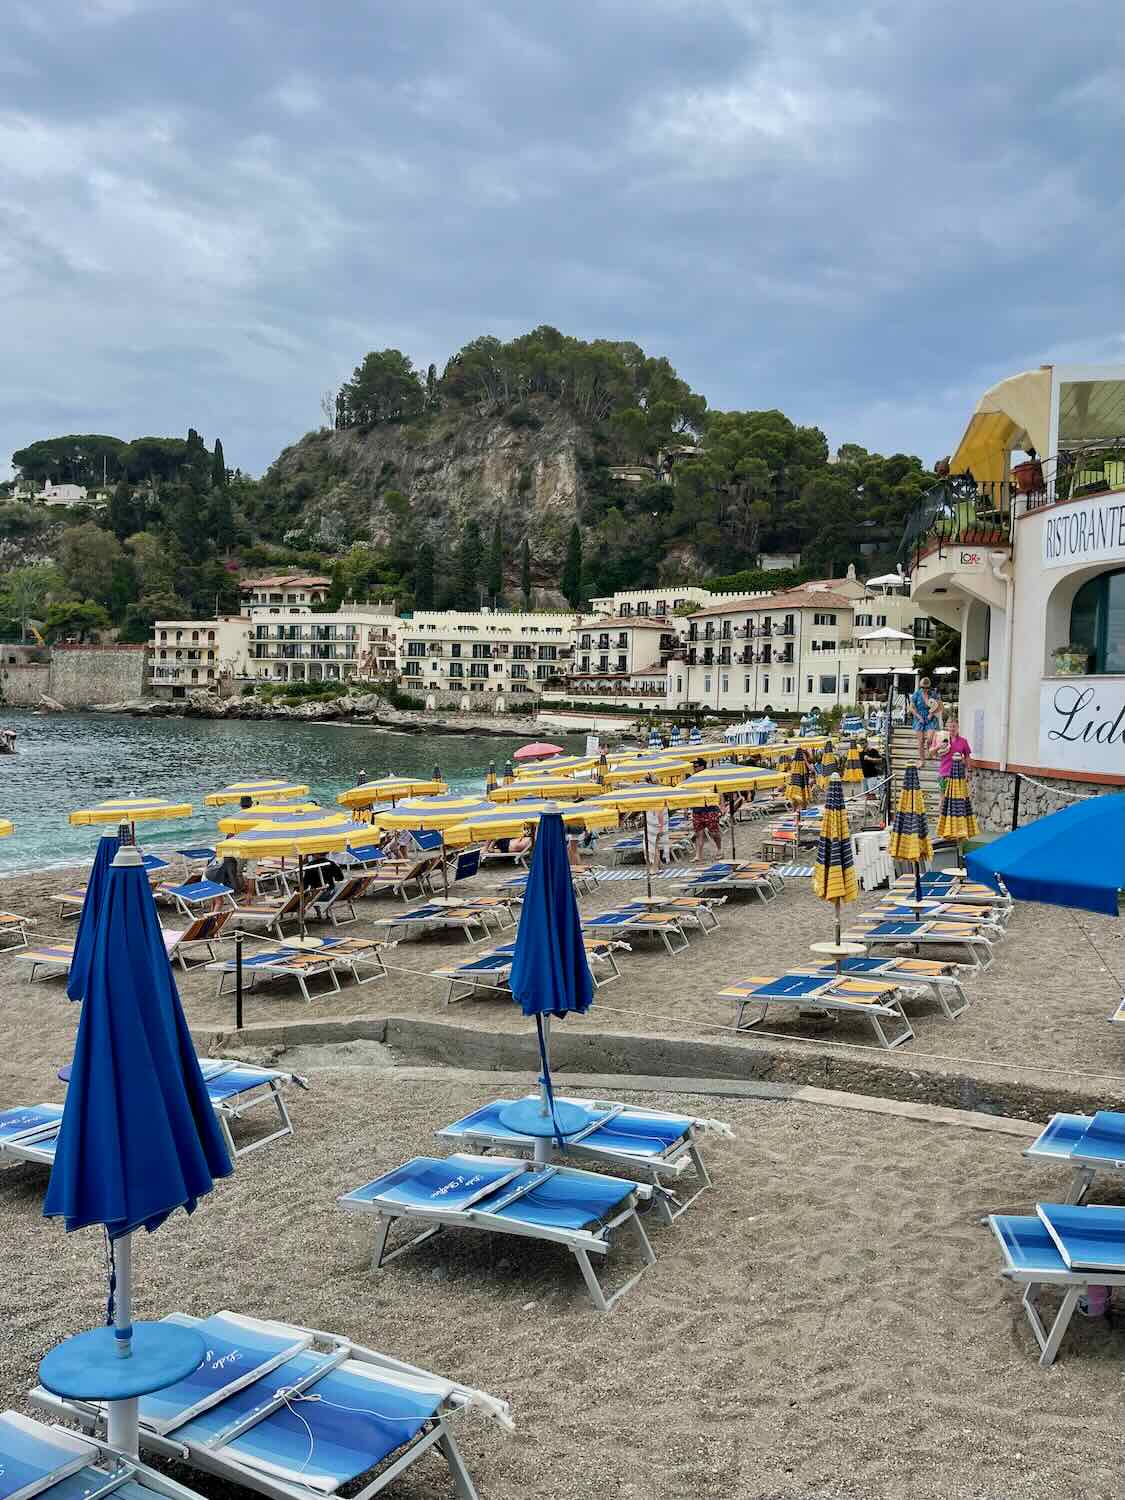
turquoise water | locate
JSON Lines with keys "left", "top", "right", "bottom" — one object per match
{"left": 0, "top": 710, "right": 580, "bottom": 873}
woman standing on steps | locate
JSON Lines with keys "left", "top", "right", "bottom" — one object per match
{"left": 910, "top": 677, "right": 941, "bottom": 764}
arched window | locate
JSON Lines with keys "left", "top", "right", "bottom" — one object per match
{"left": 1069, "top": 568, "right": 1125, "bottom": 673}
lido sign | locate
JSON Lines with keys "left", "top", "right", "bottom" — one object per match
{"left": 1042, "top": 493, "right": 1125, "bottom": 570}
{"left": 1040, "top": 681, "right": 1125, "bottom": 776}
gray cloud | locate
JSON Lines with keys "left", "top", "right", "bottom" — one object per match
{"left": 1, "top": 0, "right": 1120, "bottom": 477}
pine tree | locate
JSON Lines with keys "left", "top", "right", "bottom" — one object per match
{"left": 456, "top": 518, "right": 483, "bottom": 609}
{"left": 561, "top": 523, "right": 583, "bottom": 606}
{"left": 520, "top": 537, "right": 532, "bottom": 607}
{"left": 487, "top": 516, "right": 504, "bottom": 603}
{"left": 211, "top": 438, "right": 227, "bottom": 489}
{"left": 415, "top": 541, "right": 435, "bottom": 609}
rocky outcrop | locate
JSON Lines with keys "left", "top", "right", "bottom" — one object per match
{"left": 35, "top": 695, "right": 65, "bottom": 713}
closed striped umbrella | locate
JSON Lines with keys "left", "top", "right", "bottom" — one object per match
{"left": 489, "top": 776, "right": 605, "bottom": 803}
{"left": 813, "top": 775, "right": 858, "bottom": 954}
{"left": 816, "top": 740, "right": 839, "bottom": 792}
{"left": 203, "top": 779, "right": 309, "bottom": 807}
{"left": 888, "top": 763, "right": 932, "bottom": 903}
{"left": 337, "top": 774, "right": 447, "bottom": 809}
{"left": 842, "top": 743, "right": 864, "bottom": 786}
{"left": 786, "top": 748, "right": 812, "bottom": 810}
{"left": 937, "top": 753, "right": 978, "bottom": 846}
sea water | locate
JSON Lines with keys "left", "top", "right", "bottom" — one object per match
{"left": 0, "top": 709, "right": 578, "bottom": 873}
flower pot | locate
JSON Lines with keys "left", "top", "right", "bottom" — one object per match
{"left": 1012, "top": 460, "right": 1044, "bottom": 495}
{"left": 1052, "top": 648, "right": 1089, "bottom": 677}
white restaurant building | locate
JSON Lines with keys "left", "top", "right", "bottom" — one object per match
{"left": 904, "top": 362, "right": 1125, "bottom": 826}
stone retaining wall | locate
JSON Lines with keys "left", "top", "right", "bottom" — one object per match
{"left": 46, "top": 645, "right": 147, "bottom": 706}
{"left": 974, "top": 766, "right": 1102, "bottom": 832}
{"left": 0, "top": 663, "right": 51, "bottom": 705}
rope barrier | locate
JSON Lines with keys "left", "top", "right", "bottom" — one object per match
{"left": 1014, "top": 772, "right": 1097, "bottom": 802}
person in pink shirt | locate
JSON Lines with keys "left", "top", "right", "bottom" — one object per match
{"left": 938, "top": 718, "right": 971, "bottom": 789}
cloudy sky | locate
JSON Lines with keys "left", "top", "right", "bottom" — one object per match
{"left": 3, "top": 0, "right": 1121, "bottom": 476}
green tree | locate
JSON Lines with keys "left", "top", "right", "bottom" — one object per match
{"left": 11, "top": 435, "right": 125, "bottom": 485}
{"left": 561, "top": 523, "right": 583, "bottom": 606}
{"left": 211, "top": 438, "right": 227, "bottom": 489}
{"left": 44, "top": 600, "right": 111, "bottom": 642}
{"left": 58, "top": 523, "right": 124, "bottom": 605}
{"left": 118, "top": 592, "right": 184, "bottom": 644}
{"left": 107, "top": 482, "right": 142, "bottom": 540}
{"left": 520, "top": 536, "right": 532, "bottom": 606}
{"left": 340, "top": 350, "right": 425, "bottom": 426}
{"left": 0, "top": 564, "right": 65, "bottom": 638}
{"left": 125, "top": 530, "right": 176, "bottom": 598}
{"left": 455, "top": 518, "right": 484, "bottom": 609}
{"left": 487, "top": 516, "right": 504, "bottom": 603}
{"left": 415, "top": 540, "right": 435, "bottom": 609}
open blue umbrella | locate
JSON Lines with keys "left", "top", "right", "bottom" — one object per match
{"left": 966, "top": 793, "right": 1124, "bottom": 917}
{"left": 502, "top": 811, "right": 593, "bottom": 1158}
{"left": 66, "top": 830, "right": 119, "bottom": 1003}
{"left": 41, "top": 847, "right": 232, "bottom": 1455}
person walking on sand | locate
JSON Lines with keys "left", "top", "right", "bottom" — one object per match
{"left": 688, "top": 757, "right": 723, "bottom": 862}
{"left": 911, "top": 677, "right": 940, "bottom": 763}
{"left": 642, "top": 774, "right": 670, "bottom": 869}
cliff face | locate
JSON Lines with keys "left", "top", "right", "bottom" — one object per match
{"left": 264, "top": 400, "right": 590, "bottom": 579}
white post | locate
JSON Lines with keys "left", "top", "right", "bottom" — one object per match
{"left": 106, "top": 1232, "right": 139, "bottom": 1457}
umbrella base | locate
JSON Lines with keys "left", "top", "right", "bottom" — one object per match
{"left": 498, "top": 1098, "right": 590, "bottom": 1139}
{"left": 39, "top": 1322, "right": 206, "bottom": 1400}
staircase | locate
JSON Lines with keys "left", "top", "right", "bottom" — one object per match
{"left": 888, "top": 726, "right": 943, "bottom": 818}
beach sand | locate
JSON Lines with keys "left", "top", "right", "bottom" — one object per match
{"left": 1, "top": 857, "right": 1123, "bottom": 1497}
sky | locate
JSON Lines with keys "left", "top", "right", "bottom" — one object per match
{"left": 2, "top": 0, "right": 1121, "bottom": 478}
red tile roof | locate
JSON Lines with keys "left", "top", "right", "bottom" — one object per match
{"left": 241, "top": 574, "right": 331, "bottom": 590}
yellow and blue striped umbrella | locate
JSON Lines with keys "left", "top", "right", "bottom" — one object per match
{"left": 937, "top": 754, "right": 978, "bottom": 844}
{"left": 69, "top": 797, "right": 193, "bottom": 828}
{"left": 204, "top": 779, "right": 310, "bottom": 807}
{"left": 816, "top": 740, "right": 839, "bottom": 792}
{"left": 812, "top": 774, "right": 858, "bottom": 907}
{"left": 513, "top": 754, "right": 600, "bottom": 778}
{"left": 489, "top": 777, "right": 605, "bottom": 803}
{"left": 680, "top": 766, "right": 787, "bottom": 860}
{"left": 443, "top": 800, "right": 619, "bottom": 847}
{"left": 586, "top": 785, "right": 721, "bottom": 896}
{"left": 602, "top": 759, "right": 691, "bottom": 787}
{"left": 786, "top": 748, "right": 812, "bottom": 810}
{"left": 216, "top": 801, "right": 321, "bottom": 834}
{"left": 337, "top": 774, "right": 447, "bottom": 809}
{"left": 887, "top": 764, "right": 932, "bottom": 864}
{"left": 0, "top": 819, "right": 12, "bottom": 838}
{"left": 842, "top": 743, "right": 865, "bottom": 786}
{"left": 370, "top": 792, "right": 500, "bottom": 893}
{"left": 215, "top": 819, "right": 368, "bottom": 858}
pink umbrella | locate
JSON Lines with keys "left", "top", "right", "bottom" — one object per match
{"left": 513, "top": 741, "right": 565, "bottom": 762}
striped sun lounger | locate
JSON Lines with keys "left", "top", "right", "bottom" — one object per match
{"left": 437, "top": 1096, "right": 731, "bottom": 1221}
{"left": 718, "top": 972, "right": 914, "bottom": 1048}
{"left": 795, "top": 955, "right": 970, "bottom": 1019}
{"left": 672, "top": 866, "right": 780, "bottom": 903}
{"left": 28, "top": 1310, "right": 510, "bottom": 1500}
{"left": 371, "top": 902, "right": 493, "bottom": 944}
{"left": 432, "top": 938, "right": 626, "bottom": 1004}
{"left": 615, "top": 895, "right": 725, "bottom": 933}
{"left": 0, "top": 1103, "right": 65, "bottom": 1168}
{"left": 582, "top": 908, "right": 691, "bottom": 955}
{"left": 987, "top": 1203, "right": 1125, "bottom": 1365}
{"left": 872, "top": 898, "right": 1007, "bottom": 931}
{"left": 844, "top": 917, "right": 995, "bottom": 969}
{"left": 0, "top": 1411, "right": 215, "bottom": 1500}
{"left": 1024, "top": 1111, "right": 1125, "bottom": 1205}
{"left": 206, "top": 947, "right": 342, "bottom": 1003}
{"left": 197, "top": 1059, "right": 306, "bottom": 1160}
{"left": 16, "top": 943, "right": 76, "bottom": 982}
{"left": 890, "top": 872, "right": 1012, "bottom": 911}
{"left": 497, "top": 867, "right": 602, "bottom": 898}
{"left": 338, "top": 1153, "right": 656, "bottom": 1312}
{"left": 0, "top": 911, "right": 35, "bottom": 951}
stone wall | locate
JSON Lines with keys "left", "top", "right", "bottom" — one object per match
{"left": 0, "top": 663, "right": 50, "bottom": 705}
{"left": 46, "top": 646, "right": 147, "bottom": 706}
{"left": 974, "top": 766, "right": 1101, "bottom": 832}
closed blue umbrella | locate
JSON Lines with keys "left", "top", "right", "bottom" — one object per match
{"left": 502, "top": 812, "right": 593, "bottom": 1158}
{"left": 41, "top": 847, "right": 232, "bottom": 1455}
{"left": 66, "top": 830, "right": 119, "bottom": 1003}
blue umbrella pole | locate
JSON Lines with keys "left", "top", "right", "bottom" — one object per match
{"left": 106, "top": 1232, "right": 139, "bottom": 1455}
{"left": 914, "top": 859, "right": 922, "bottom": 904}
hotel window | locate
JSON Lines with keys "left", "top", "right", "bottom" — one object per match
{"left": 406, "top": 641, "right": 425, "bottom": 657}
{"left": 449, "top": 662, "right": 463, "bottom": 677}
{"left": 402, "top": 661, "right": 421, "bottom": 677}
{"left": 450, "top": 642, "right": 461, "bottom": 657}
{"left": 511, "top": 664, "right": 528, "bottom": 680}
{"left": 782, "top": 676, "right": 794, "bottom": 695}
{"left": 806, "top": 676, "right": 814, "bottom": 694}
{"left": 676, "top": 676, "right": 683, "bottom": 693}
{"left": 762, "top": 674, "right": 770, "bottom": 693}
{"left": 1070, "top": 568, "right": 1125, "bottom": 673}
{"left": 744, "top": 676, "right": 751, "bottom": 693}
{"left": 842, "top": 676, "right": 850, "bottom": 695}
{"left": 620, "top": 603, "right": 632, "bottom": 616}
{"left": 655, "top": 599, "right": 667, "bottom": 616}
{"left": 876, "top": 615, "right": 887, "bottom": 627}
{"left": 855, "top": 614, "right": 872, "bottom": 628}
{"left": 637, "top": 602, "right": 649, "bottom": 616}
{"left": 704, "top": 675, "right": 712, "bottom": 693}
{"left": 721, "top": 674, "right": 729, "bottom": 694}
{"left": 813, "top": 613, "right": 836, "bottom": 626}
{"left": 819, "top": 675, "right": 837, "bottom": 695}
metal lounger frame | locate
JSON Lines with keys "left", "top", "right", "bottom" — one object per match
{"left": 204, "top": 1062, "right": 297, "bottom": 1160}
{"left": 340, "top": 1158, "right": 656, "bottom": 1313}
{"left": 7, "top": 1421, "right": 229, "bottom": 1500}
{"left": 0, "top": 913, "right": 34, "bottom": 951}
{"left": 846, "top": 925, "right": 994, "bottom": 970}
{"left": 794, "top": 962, "right": 970, "bottom": 1020}
{"left": 375, "top": 909, "right": 492, "bottom": 944}
{"left": 584, "top": 915, "right": 690, "bottom": 956}
{"left": 987, "top": 1217, "right": 1125, "bottom": 1367}
{"left": 30, "top": 1316, "right": 496, "bottom": 1500}
{"left": 18, "top": 948, "right": 73, "bottom": 982}
{"left": 723, "top": 980, "right": 915, "bottom": 1049}
{"left": 210, "top": 954, "right": 342, "bottom": 1004}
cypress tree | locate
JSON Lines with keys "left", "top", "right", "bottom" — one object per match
{"left": 487, "top": 515, "right": 504, "bottom": 603}
{"left": 561, "top": 523, "right": 583, "bottom": 606}
{"left": 415, "top": 541, "right": 435, "bottom": 609}
{"left": 211, "top": 438, "right": 227, "bottom": 489}
{"left": 456, "top": 518, "right": 483, "bottom": 609}
{"left": 520, "top": 537, "right": 532, "bottom": 607}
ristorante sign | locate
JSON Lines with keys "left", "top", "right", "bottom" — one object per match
{"left": 1039, "top": 681, "right": 1125, "bottom": 776}
{"left": 1042, "top": 493, "right": 1125, "bottom": 570}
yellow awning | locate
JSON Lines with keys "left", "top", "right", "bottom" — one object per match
{"left": 949, "top": 368, "right": 1052, "bottom": 486}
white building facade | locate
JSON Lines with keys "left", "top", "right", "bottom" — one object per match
{"left": 396, "top": 610, "right": 574, "bottom": 705}
{"left": 149, "top": 617, "right": 253, "bottom": 695}
{"left": 906, "top": 362, "right": 1125, "bottom": 825}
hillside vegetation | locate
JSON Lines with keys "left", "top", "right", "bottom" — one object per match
{"left": 0, "top": 325, "right": 933, "bottom": 638}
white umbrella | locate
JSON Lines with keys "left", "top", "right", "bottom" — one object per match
{"left": 857, "top": 626, "right": 915, "bottom": 641}
{"left": 933, "top": 665, "right": 958, "bottom": 676}
{"left": 864, "top": 572, "right": 905, "bottom": 587}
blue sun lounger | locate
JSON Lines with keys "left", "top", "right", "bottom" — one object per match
{"left": 795, "top": 955, "right": 971, "bottom": 1019}
{"left": 718, "top": 972, "right": 914, "bottom": 1048}
{"left": 873, "top": 898, "right": 1007, "bottom": 931}
{"left": 497, "top": 866, "right": 601, "bottom": 898}
{"left": 0, "top": 1103, "right": 64, "bottom": 1168}
{"left": 371, "top": 903, "right": 494, "bottom": 943}
{"left": 890, "top": 872, "right": 1012, "bottom": 912}
{"left": 671, "top": 866, "right": 780, "bottom": 902}
{"left": 844, "top": 917, "right": 995, "bottom": 969}
{"left": 338, "top": 1153, "right": 656, "bottom": 1312}
{"left": 431, "top": 939, "right": 626, "bottom": 1004}
{"left": 30, "top": 1309, "right": 510, "bottom": 1500}
{"left": 0, "top": 1411, "right": 212, "bottom": 1500}
{"left": 437, "top": 1096, "right": 731, "bottom": 1221}
{"left": 582, "top": 908, "right": 690, "bottom": 955}
{"left": 1023, "top": 1111, "right": 1125, "bottom": 1204}
{"left": 616, "top": 895, "right": 724, "bottom": 933}
{"left": 987, "top": 1204, "right": 1125, "bottom": 1365}
{"left": 197, "top": 1059, "right": 306, "bottom": 1160}
{"left": 156, "top": 879, "right": 237, "bottom": 916}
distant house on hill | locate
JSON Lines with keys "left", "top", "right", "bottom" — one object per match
{"left": 39, "top": 482, "right": 88, "bottom": 506}
{"left": 239, "top": 573, "right": 332, "bottom": 609}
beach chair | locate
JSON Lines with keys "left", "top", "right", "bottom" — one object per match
{"left": 795, "top": 955, "right": 970, "bottom": 1019}
{"left": 0, "top": 1411, "right": 215, "bottom": 1500}
{"left": 432, "top": 938, "right": 625, "bottom": 1004}
{"left": 342, "top": 841, "right": 389, "bottom": 871}
{"left": 1023, "top": 1112, "right": 1125, "bottom": 1205}
{"left": 371, "top": 902, "right": 492, "bottom": 944}
{"left": 437, "top": 1096, "right": 731, "bottom": 1222}
{"left": 617, "top": 894, "right": 725, "bottom": 934}
{"left": 872, "top": 897, "right": 1007, "bottom": 932}
{"left": 231, "top": 888, "right": 304, "bottom": 940}
{"left": 206, "top": 945, "right": 342, "bottom": 1003}
{"left": 338, "top": 1153, "right": 656, "bottom": 1312}
{"left": 0, "top": 910, "right": 35, "bottom": 950}
{"left": 717, "top": 973, "right": 914, "bottom": 1049}
{"left": 166, "top": 909, "right": 232, "bottom": 970}
{"left": 426, "top": 894, "right": 518, "bottom": 935}
{"left": 0, "top": 1103, "right": 64, "bottom": 1168}
{"left": 28, "top": 1309, "right": 511, "bottom": 1500}
{"left": 497, "top": 866, "right": 600, "bottom": 899}
{"left": 361, "top": 854, "right": 442, "bottom": 903}
{"left": 198, "top": 1059, "right": 305, "bottom": 1159}
{"left": 844, "top": 916, "right": 995, "bottom": 969}
{"left": 16, "top": 942, "right": 76, "bottom": 982}
{"left": 51, "top": 886, "right": 88, "bottom": 919}
{"left": 583, "top": 908, "right": 691, "bottom": 955}
{"left": 672, "top": 866, "right": 779, "bottom": 904}
{"left": 987, "top": 1204, "right": 1125, "bottom": 1365}
{"left": 306, "top": 875, "right": 371, "bottom": 927}
{"left": 890, "top": 872, "right": 1012, "bottom": 913}
{"left": 157, "top": 879, "right": 237, "bottom": 917}
{"left": 314, "top": 934, "right": 391, "bottom": 986}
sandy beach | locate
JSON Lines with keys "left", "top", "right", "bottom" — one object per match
{"left": 1, "top": 851, "right": 1123, "bottom": 1497}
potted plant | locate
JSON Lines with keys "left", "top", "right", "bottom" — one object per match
{"left": 1011, "top": 456, "right": 1044, "bottom": 494}
{"left": 1052, "top": 644, "right": 1090, "bottom": 676}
